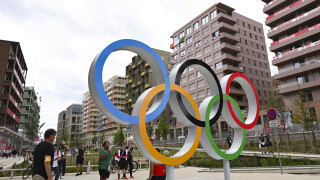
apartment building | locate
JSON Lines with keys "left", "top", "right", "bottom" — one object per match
{"left": 56, "top": 110, "right": 66, "bottom": 143}
{"left": 170, "top": 3, "right": 273, "bottom": 137}
{"left": 97, "top": 76, "right": 127, "bottom": 144}
{"left": 19, "top": 86, "right": 41, "bottom": 141}
{"left": 124, "top": 49, "right": 177, "bottom": 140}
{"left": 262, "top": 0, "right": 320, "bottom": 127}
{"left": 0, "top": 40, "right": 28, "bottom": 152}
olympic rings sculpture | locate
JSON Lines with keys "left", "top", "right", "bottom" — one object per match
{"left": 88, "top": 39, "right": 259, "bottom": 165}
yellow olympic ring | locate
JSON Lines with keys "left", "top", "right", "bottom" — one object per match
{"left": 138, "top": 84, "right": 201, "bottom": 165}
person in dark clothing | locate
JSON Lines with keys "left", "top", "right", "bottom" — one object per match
{"left": 116, "top": 143, "right": 128, "bottom": 180}
{"left": 226, "top": 135, "right": 232, "bottom": 148}
{"left": 125, "top": 142, "right": 134, "bottom": 178}
{"left": 259, "top": 134, "right": 266, "bottom": 154}
{"left": 58, "top": 141, "right": 69, "bottom": 179}
{"left": 265, "top": 134, "right": 274, "bottom": 154}
{"left": 75, "top": 144, "right": 87, "bottom": 176}
{"left": 32, "top": 129, "right": 56, "bottom": 180}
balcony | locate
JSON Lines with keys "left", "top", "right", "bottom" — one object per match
{"left": 213, "top": 22, "right": 238, "bottom": 35}
{"left": 270, "top": 23, "right": 320, "bottom": 52}
{"left": 272, "top": 40, "right": 320, "bottom": 66}
{"left": 219, "top": 43, "right": 241, "bottom": 54}
{"left": 9, "top": 94, "right": 21, "bottom": 112}
{"left": 216, "top": 53, "right": 242, "bottom": 64}
{"left": 268, "top": 7, "right": 320, "bottom": 39}
{"left": 263, "top": 0, "right": 287, "bottom": 14}
{"left": 266, "top": 0, "right": 318, "bottom": 26}
{"left": 278, "top": 79, "right": 320, "bottom": 94}
{"left": 216, "top": 65, "right": 244, "bottom": 74}
{"left": 0, "top": 93, "right": 9, "bottom": 99}
{"left": 216, "top": 12, "right": 237, "bottom": 25}
{"left": 7, "top": 108, "right": 20, "bottom": 123}
{"left": 145, "top": 63, "right": 149, "bottom": 67}
{"left": 274, "top": 59, "right": 320, "bottom": 80}
{"left": 220, "top": 32, "right": 240, "bottom": 44}
{"left": 8, "top": 55, "right": 26, "bottom": 82}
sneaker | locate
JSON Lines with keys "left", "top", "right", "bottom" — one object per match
{"left": 122, "top": 177, "right": 128, "bottom": 179}
{"left": 130, "top": 176, "right": 134, "bottom": 178}
{"left": 75, "top": 173, "right": 79, "bottom": 176}
{"left": 79, "top": 172, "right": 82, "bottom": 175}
{"left": 61, "top": 176, "right": 64, "bottom": 179}
{"left": 118, "top": 178, "right": 120, "bottom": 180}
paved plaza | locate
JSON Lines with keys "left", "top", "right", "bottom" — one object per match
{"left": 2, "top": 167, "right": 320, "bottom": 180}
{"left": 0, "top": 157, "right": 24, "bottom": 169}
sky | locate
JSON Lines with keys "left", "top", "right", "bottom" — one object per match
{"left": 0, "top": 0, "right": 276, "bottom": 135}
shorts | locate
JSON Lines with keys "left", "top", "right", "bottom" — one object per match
{"left": 266, "top": 141, "right": 272, "bottom": 147}
{"left": 151, "top": 176, "right": 166, "bottom": 180}
{"left": 260, "top": 142, "right": 265, "bottom": 148}
{"left": 99, "top": 169, "right": 110, "bottom": 179}
{"left": 118, "top": 160, "right": 128, "bottom": 169}
{"left": 76, "top": 157, "right": 84, "bottom": 164}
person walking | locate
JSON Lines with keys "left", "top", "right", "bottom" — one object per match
{"left": 226, "top": 135, "right": 232, "bottom": 149}
{"left": 259, "top": 133, "right": 266, "bottom": 154}
{"left": 32, "top": 129, "right": 56, "bottom": 180}
{"left": 98, "top": 141, "right": 113, "bottom": 180}
{"left": 116, "top": 143, "right": 128, "bottom": 180}
{"left": 52, "top": 144, "right": 61, "bottom": 180}
{"left": 75, "top": 143, "right": 87, "bottom": 176}
{"left": 125, "top": 142, "right": 135, "bottom": 178}
{"left": 58, "top": 141, "right": 69, "bottom": 179}
{"left": 146, "top": 148, "right": 166, "bottom": 180}
{"left": 265, "top": 134, "right": 274, "bottom": 154}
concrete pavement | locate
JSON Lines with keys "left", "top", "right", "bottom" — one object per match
{"left": 3, "top": 167, "right": 320, "bottom": 180}
{"left": 0, "top": 157, "right": 24, "bottom": 169}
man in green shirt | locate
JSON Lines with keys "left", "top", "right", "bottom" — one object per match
{"left": 99, "top": 141, "right": 112, "bottom": 180}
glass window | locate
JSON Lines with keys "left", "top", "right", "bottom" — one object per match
{"left": 194, "top": 22, "right": 199, "bottom": 30}
{"left": 196, "top": 71, "right": 202, "bottom": 77}
{"left": 180, "top": 42, "right": 185, "bottom": 48}
{"left": 195, "top": 41, "right": 201, "bottom": 48}
{"left": 215, "top": 62, "right": 222, "bottom": 70}
{"left": 173, "top": 46, "right": 178, "bottom": 52}
{"left": 173, "top": 36, "right": 178, "bottom": 42}
{"left": 187, "top": 37, "right": 192, "bottom": 44}
{"left": 186, "top": 27, "right": 192, "bottom": 35}
{"left": 180, "top": 50, "right": 185, "bottom": 57}
{"left": 210, "top": 10, "right": 217, "bottom": 19}
{"left": 179, "top": 32, "right": 185, "bottom": 38}
{"left": 202, "top": 15, "right": 208, "bottom": 25}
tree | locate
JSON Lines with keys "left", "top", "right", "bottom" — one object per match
{"left": 292, "top": 90, "right": 317, "bottom": 151}
{"left": 61, "top": 131, "right": 69, "bottom": 145}
{"left": 99, "top": 131, "right": 106, "bottom": 146}
{"left": 146, "top": 122, "right": 154, "bottom": 140}
{"left": 156, "top": 112, "right": 170, "bottom": 141}
{"left": 114, "top": 127, "right": 125, "bottom": 146}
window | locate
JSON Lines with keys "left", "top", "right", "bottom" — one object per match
{"left": 194, "top": 22, "right": 199, "bottom": 30}
{"left": 189, "top": 83, "right": 195, "bottom": 90}
{"left": 197, "top": 80, "right": 204, "bottom": 88}
{"left": 186, "top": 27, "right": 192, "bottom": 35}
{"left": 195, "top": 41, "right": 201, "bottom": 48}
{"left": 174, "top": 54, "right": 179, "bottom": 60}
{"left": 180, "top": 42, "right": 185, "bottom": 48}
{"left": 242, "top": 22, "right": 245, "bottom": 27}
{"left": 302, "top": 89, "right": 313, "bottom": 102}
{"left": 248, "top": 24, "right": 251, "bottom": 29}
{"left": 202, "top": 15, "right": 208, "bottom": 25}
{"left": 297, "top": 75, "right": 309, "bottom": 84}
{"left": 196, "top": 71, "right": 202, "bottom": 77}
{"left": 180, "top": 50, "right": 185, "bottom": 57}
{"left": 215, "top": 62, "right": 223, "bottom": 70}
{"left": 210, "top": 10, "right": 217, "bottom": 19}
{"left": 173, "top": 46, "right": 178, "bottom": 52}
{"left": 173, "top": 36, "right": 178, "bottom": 42}
{"left": 187, "top": 37, "right": 192, "bottom": 44}
{"left": 254, "top": 27, "right": 256, "bottom": 31}
{"left": 179, "top": 32, "right": 185, "bottom": 38}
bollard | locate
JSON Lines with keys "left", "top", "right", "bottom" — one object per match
{"left": 10, "top": 170, "right": 14, "bottom": 179}
{"left": 166, "top": 165, "right": 174, "bottom": 180}
{"left": 86, "top": 161, "right": 91, "bottom": 174}
{"left": 223, "top": 160, "right": 231, "bottom": 180}
{"left": 139, "top": 160, "right": 141, "bottom": 170}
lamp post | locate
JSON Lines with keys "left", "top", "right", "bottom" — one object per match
{"left": 19, "top": 129, "right": 25, "bottom": 161}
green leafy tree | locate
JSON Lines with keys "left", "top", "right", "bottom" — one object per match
{"left": 114, "top": 127, "right": 125, "bottom": 146}
{"left": 292, "top": 90, "right": 317, "bottom": 151}
{"left": 61, "top": 131, "right": 69, "bottom": 145}
{"left": 146, "top": 122, "right": 154, "bottom": 140}
{"left": 156, "top": 113, "right": 170, "bottom": 140}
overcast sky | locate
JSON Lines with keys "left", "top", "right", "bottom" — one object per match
{"left": 0, "top": 0, "right": 276, "bottom": 135}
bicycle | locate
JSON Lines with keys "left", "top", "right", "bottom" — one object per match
{"left": 22, "top": 164, "right": 55, "bottom": 179}
{"left": 110, "top": 160, "right": 138, "bottom": 174}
